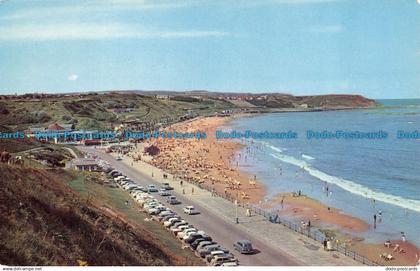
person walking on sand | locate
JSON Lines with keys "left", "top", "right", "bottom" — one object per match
{"left": 281, "top": 197, "right": 284, "bottom": 209}
{"left": 323, "top": 239, "right": 327, "bottom": 251}
{"left": 191, "top": 187, "right": 195, "bottom": 195}
{"left": 373, "top": 214, "right": 377, "bottom": 229}
{"left": 401, "top": 232, "right": 406, "bottom": 242}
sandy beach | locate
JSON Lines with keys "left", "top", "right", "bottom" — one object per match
{"left": 125, "top": 115, "right": 419, "bottom": 266}
{"left": 143, "top": 116, "right": 267, "bottom": 204}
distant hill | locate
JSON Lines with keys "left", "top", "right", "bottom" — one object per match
{"left": 0, "top": 91, "right": 377, "bottom": 130}
{"left": 0, "top": 164, "right": 194, "bottom": 266}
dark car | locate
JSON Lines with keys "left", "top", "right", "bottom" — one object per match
{"left": 166, "top": 196, "right": 181, "bottom": 205}
{"left": 170, "top": 221, "right": 188, "bottom": 230}
{"left": 233, "top": 240, "right": 254, "bottom": 254}
{"left": 110, "top": 171, "right": 122, "bottom": 177}
{"left": 198, "top": 244, "right": 222, "bottom": 258}
{"left": 159, "top": 213, "right": 177, "bottom": 222}
{"left": 190, "top": 238, "right": 206, "bottom": 250}
{"left": 190, "top": 236, "right": 213, "bottom": 250}
{"left": 162, "top": 182, "right": 174, "bottom": 190}
{"left": 184, "top": 233, "right": 205, "bottom": 244}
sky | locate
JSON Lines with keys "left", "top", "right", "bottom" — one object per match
{"left": 0, "top": 0, "right": 419, "bottom": 99}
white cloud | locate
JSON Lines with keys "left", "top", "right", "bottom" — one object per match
{"left": 68, "top": 74, "right": 79, "bottom": 81}
{"left": 309, "top": 25, "right": 344, "bottom": 34}
{"left": 0, "top": 0, "right": 342, "bottom": 21}
{"left": 0, "top": 23, "right": 229, "bottom": 41}
{"left": 0, "top": 0, "right": 199, "bottom": 20}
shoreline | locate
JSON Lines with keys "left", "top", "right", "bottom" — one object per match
{"left": 128, "top": 113, "right": 419, "bottom": 266}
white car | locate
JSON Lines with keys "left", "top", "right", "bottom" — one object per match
{"left": 124, "top": 184, "right": 138, "bottom": 191}
{"left": 177, "top": 228, "right": 197, "bottom": 239}
{"left": 164, "top": 218, "right": 181, "bottom": 227}
{"left": 146, "top": 208, "right": 160, "bottom": 215}
{"left": 136, "top": 195, "right": 154, "bottom": 203}
{"left": 183, "top": 230, "right": 205, "bottom": 241}
{"left": 170, "top": 223, "right": 189, "bottom": 233}
{"left": 158, "top": 188, "right": 171, "bottom": 196}
{"left": 183, "top": 206, "right": 200, "bottom": 215}
{"left": 144, "top": 201, "right": 160, "bottom": 210}
{"left": 132, "top": 192, "right": 147, "bottom": 199}
{"left": 221, "top": 261, "right": 239, "bottom": 266}
{"left": 116, "top": 156, "right": 123, "bottom": 161}
{"left": 114, "top": 176, "right": 126, "bottom": 182}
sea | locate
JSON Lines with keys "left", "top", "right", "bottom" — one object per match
{"left": 224, "top": 99, "right": 420, "bottom": 246}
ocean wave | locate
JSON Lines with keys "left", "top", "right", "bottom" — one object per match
{"left": 257, "top": 140, "right": 285, "bottom": 153}
{"left": 302, "top": 154, "right": 315, "bottom": 160}
{"left": 270, "top": 152, "right": 420, "bottom": 213}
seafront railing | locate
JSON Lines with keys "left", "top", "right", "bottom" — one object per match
{"left": 191, "top": 181, "right": 379, "bottom": 266}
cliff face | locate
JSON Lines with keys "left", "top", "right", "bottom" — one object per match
{"left": 295, "top": 94, "right": 377, "bottom": 108}
{"left": 248, "top": 94, "right": 377, "bottom": 109}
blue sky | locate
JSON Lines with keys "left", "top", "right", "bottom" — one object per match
{"left": 0, "top": 0, "right": 419, "bottom": 99}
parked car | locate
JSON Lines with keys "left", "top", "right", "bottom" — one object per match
{"left": 164, "top": 217, "right": 181, "bottom": 227}
{"left": 147, "top": 184, "right": 158, "bottom": 193}
{"left": 110, "top": 171, "right": 122, "bottom": 177}
{"left": 184, "top": 233, "right": 206, "bottom": 244}
{"left": 210, "top": 255, "right": 238, "bottom": 266}
{"left": 183, "top": 205, "right": 200, "bottom": 215}
{"left": 178, "top": 228, "right": 197, "bottom": 239}
{"left": 116, "top": 156, "right": 123, "bottom": 161}
{"left": 146, "top": 208, "right": 160, "bottom": 215}
{"left": 166, "top": 196, "right": 181, "bottom": 205}
{"left": 126, "top": 185, "right": 140, "bottom": 191}
{"left": 170, "top": 221, "right": 188, "bottom": 232}
{"left": 136, "top": 186, "right": 148, "bottom": 192}
{"left": 161, "top": 182, "right": 174, "bottom": 190}
{"left": 233, "top": 240, "right": 254, "bottom": 254}
{"left": 206, "top": 249, "right": 231, "bottom": 263}
{"left": 143, "top": 201, "right": 159, "bottom": 208}
{"left": 195, "top": 241, "right": 216, "bottom": 252}
{"left": 158, "top": 188, "right": 171, "bottom": 196}
{"left": 159, "top": 213, "right": 178, "bottom": 222}
{"left": 197, "top": 244, "right": 221, "bottom": 258}
{"left": 190, "top": 237, "right": 213, "bottom": 250}
{"left": 182, "top": 230, "right": 205, "bottom": 240}
{"left": 221, "top": 261, "right": 239, "bottom": 266}
{"left": 174, "top": 225, "right": 193, "bottom": 236}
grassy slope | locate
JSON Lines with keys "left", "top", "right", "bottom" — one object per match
{"left": 0, "top": 165, "right": 202, "bottom": 266}
{"left": 68, "top": 172, "right": 203, "bottom": 265}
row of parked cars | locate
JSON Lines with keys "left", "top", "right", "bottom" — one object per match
{"left": 105, "top": 168, "right": 241, "bottom": 266}
{"left": 151, "top": 203, "right": 240, "bottom": 266}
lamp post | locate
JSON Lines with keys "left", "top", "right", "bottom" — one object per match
{"left": 235, "top": 192, "right": 239, "bottom": 224}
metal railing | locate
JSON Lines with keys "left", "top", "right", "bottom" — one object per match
{"left": 184, "top": 179, "right": 380, "bottom": 266}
